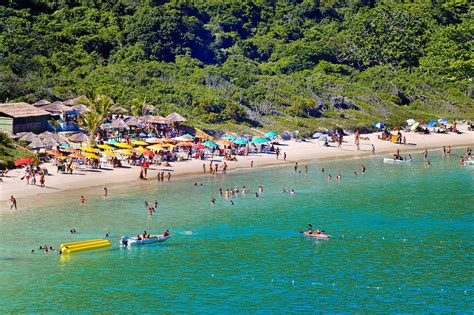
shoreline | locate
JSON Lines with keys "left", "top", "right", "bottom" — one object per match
{"left": 1, "top": 130, "right": 472, "bottom": 208}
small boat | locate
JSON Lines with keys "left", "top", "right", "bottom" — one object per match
{"left": 383, "top": 157, "right": 412, "bottom": 164}
{"left": 464, "top": 159, "right": 474, "bottom": 165}
{"left": 303, "top": 231, "right": 330, "bottom": 239}
{"left": 120, "top": 234, "right": 172, "bottom": 246}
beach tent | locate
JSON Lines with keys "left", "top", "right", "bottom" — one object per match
{"left": 264, "top": 131, "right": 278, "bottom": 138}
{"left": 251, "top": 137, "right": 269, "bottom": 144}
{"left": 372, "top": 122, "right": 385, "bottom": 129}
{"left": 233, "top": 138, "right": 248, "bottom": 145}
{"left": 427, "top": 120, "right": 437, "bottom": 128}
{"left": 312, "top": 132, "right": 323, "bottom": 139}
{"left": 406, "top": 119, "right": 416, "bottom": 126}
{"left": 438, "top": 118, "right": 449, "bottom": 124}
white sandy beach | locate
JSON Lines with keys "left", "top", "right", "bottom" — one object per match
{"left": 1, "top": 129, "right": 472, "bottom": 203}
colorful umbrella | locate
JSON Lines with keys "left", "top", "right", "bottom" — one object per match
{"left": 62, "top": 148, "right": 77, "bottom": 153}
{"left": 224, "top": 135, "right": 237, "bottom": 141}
{"left": 147, "top": 144, "right": 164, "bottom": 151}
{"left": 182, "top": 133, "right": 194, "bottom": 139}
{"left": 203, "top": 141, "right": 218, "bottom": 147}
{"left": 132, "top": 140, "right": 148, "bottom": 146}
{"left": 114, "top": 143, "right": 133, "bottom": 149}
{"left": 134, "top": 147, "right": 147, "bottom": 153}
{"left": 116, "top": 149, "right": 133, "bottom": 155}
{"left": 69, "top": 153, "right": 85, "bottom": 159}
{"left": 106, "top": 139, "right": 118, "bottom": 145}
{"left": 410, "top": 122, "right": 420, "bottom": 130}
{"left": 14, "top": 157, "right": 35, "bottom": 167}
{"left": 217, "top": 139, "right": 234, "bottom": 146}
{"left": 101, "top": 151, "right": 116, "bottom": 157}
{"left": 83, "top": 152, "right": 100, "bottom": 159}
{"left": 176, "top": 142, "right": 194, "bottom": 147}
{"left": 372, "top": 122, "right": 385, "bottom": 129}
{"left": 46, "top": 150, "right": 62, "bottom": 157}
{"left": 142, "top": 150, "right": 154, "bottom": 158}
{"left": 194, "top": 143, "right": 206, "bottom": 150}
{"left": 251, "top": 137, "right": 269, "bottom": 144}
{"left": 264, "top": 131, "right": 278, "bottom": 138}
{"left": 427, "top": 120, "right": 437, "bottom": 128}
{"left": 233, "top": 138, "right": 248, "bottom": 145}
{"left": 438, "top": 118, "right": 449, "bottom": 124}
{"left": 97, "top": 144, "right": 114, "bottom": 150}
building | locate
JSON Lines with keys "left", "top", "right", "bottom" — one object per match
{"left": 39, "top": 101, "right": 80, "bottom": 132}
{"left": 0, "top": 102, "right": 50, "bottom": 134}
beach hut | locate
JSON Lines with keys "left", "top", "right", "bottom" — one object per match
{"left": 40, "top": 101, "right": 80, "bottom": 131}
{"left": 0, "top": 102, "right": 50, "bottom": 134}
{"left": 71, "top": 104, "right": 90, "bottom": 113}
{"left": 32, "top": 99, "right": 51, "bottom": 107}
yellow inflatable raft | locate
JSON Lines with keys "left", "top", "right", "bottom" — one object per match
{"left": 60, "top": 239, "right": 111, "bottom": 254}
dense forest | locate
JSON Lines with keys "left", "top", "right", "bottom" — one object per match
{"left": 0, "top": 0, "right": 472, "bottom": 131}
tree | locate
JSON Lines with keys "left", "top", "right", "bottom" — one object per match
{"left": 78, "top": 110, "right": 103, "bottom": 143}
{"left": 76, "top": 95, "right": 116, "bottom": 142}
{"left": 48, "top": 118, "right": 60, "bottom": 133}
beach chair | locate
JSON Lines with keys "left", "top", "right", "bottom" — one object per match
{"left": 0, "top": 169, "right": 9, "bottom": 177}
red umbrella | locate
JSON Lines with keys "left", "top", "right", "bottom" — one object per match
{"left": 14, "top": 157, "right": 35, "bottom": 167}
{"left": 194, "top": 143, "right": 205, "bottom": 150}
{"left": 142, "top": 150, "right": 154, "bottom": 158}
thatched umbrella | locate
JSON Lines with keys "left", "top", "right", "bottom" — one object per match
{"left": 139, "top": 115, "right": 154, "bottom": 122}
{"left": 112, "top": 107, "right": 129, "bottom": 115}
{"left": 19, "top": 132, "right": 38, "bottom": 142}
{"left": 63, "top": 96, "right": 85, "bottom": 106}
{"left": 142, "top": 103, "right": 158, "bottom": 114}
{"left": 32, "top": 99, "right": 51, "bottom": 107}
{"left": 69, "top": 133, "right": 90, "bottom": 143}
{"left": 125, "top": 116, "right": 144, "bottom": 128}
{"left": 41, "top": 101, "right": 71, "bottom": 113}
{"left": 51, "top": 134, "right": 69, "bottom": 146}
{"left": 42, "top": 136, "right": 59, "bottom": 148}
{"left": 147, "top": 115, "right": 169, "bottom": 124}
{"left": 71, "top": 104, "right": 90, "bottom": 113}
{"left": 28, "top": 137, "right": 45, "bottom": 149}
{"left": 38, "top": 131, "right": 55, "bottom": 139}
{"left": 165, "top": 112, "right": 187, "bottom": 123}
{"left": 107, "top": 118, "right": 129, "bottom": 129}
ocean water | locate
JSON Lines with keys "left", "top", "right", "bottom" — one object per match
{"left": 0, "top": 149, "right": 472, "bottom": 312}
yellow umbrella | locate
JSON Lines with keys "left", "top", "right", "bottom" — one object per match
{"left": 161, "top": 143, "right": 176, "bottom": 148}
{"left": 83, "top": 152, "right": 100, "bottom": 159}
{"left": 57, "top": 155, "right": 69, "bottom": 160}
{"left": 101, "top": 151, "right": 116, "bottom": 157}
{"left": 134, "top": 146, "right": 147, "bottom": 153}
{"left": 147, "top": 144, "right": 163, "bottom": 150}
{"left": 116, "top": 149, "right": 133, "bottom": 155}
{"left": 97, "top": 144, "right": 114, "bottom": 150}
{"left": 132, "top": 140, "right": 148, "bottom": 146}
{"left": 82, "top": 146, "right": 99, "bottom": 153}
{"left": 114, "top": 143, "right": 133, "bottom": 149}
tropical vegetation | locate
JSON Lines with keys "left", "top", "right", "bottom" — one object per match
{"left": 0, "top": 0, "right": 472, "bottom": 133}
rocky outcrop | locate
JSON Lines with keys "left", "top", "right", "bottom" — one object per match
{"left": 329, "top": 96, "right": 360, "bottom": 110}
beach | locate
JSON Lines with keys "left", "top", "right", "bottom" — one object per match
{"left": 1, "top": 129, "right": 472, "bottom": 203}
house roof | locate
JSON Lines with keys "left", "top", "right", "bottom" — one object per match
{"left": 0, "top": 102, "right": 50, "bottom": 118}
{"left": 40, "top": 101, "right": 72, "bottom": 113}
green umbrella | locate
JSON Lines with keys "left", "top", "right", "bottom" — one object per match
{"left": 233, "top": 138, "right": 248, "bottom": 145}
{"left": 264, "top": 131, "right": 278, "bottom": 138}
{"left": 251, "top": 137, "right": 269, "bottom": 144}
{"left": 203, "top": 140, "right": 218, "bottom": 147}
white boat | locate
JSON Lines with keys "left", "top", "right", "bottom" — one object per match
{"left": 383, "top": 157, "right": 412, "bottom": 164}
{"left": 464, "top": 159, "right": 474, "bottom": 165}
{"left": 120, "top": 234, "right": 172, "bottom": 246}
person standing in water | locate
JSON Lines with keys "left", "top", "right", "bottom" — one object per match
{"left": 103, "top": 187, "right": 108, "bottom": 198}
{"left": 80, "top": 196, "right": 85, "bottom": 204}
{"left": 361, "top": 164, "right": 366, "bottom": 173}
{"left": 251, "top": 161, "right": 254, "bottom": 168}
{"left": 424, "top": 149, "right": 428, "bottom": 159}
{"left": 371, "top": 144, "right": 375, "bottom": 155}
{"left": 305, "top": 165, "right": 308, "bottom": 174}
{"left": 10, "top": 195, "right": 17, "bottom": 210}
{"left": 294, "top": 162, "right": 298, "bottom": 172}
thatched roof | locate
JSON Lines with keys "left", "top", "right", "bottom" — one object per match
{"left": 32, "top": 99, "right": 51, "bottom": 107}
{"left": 107, "top": 118, "right": 129, "bottom": 129}
{"left": 147, "top": 115, "right": 169, "bottom": 124}
{"left": 69, "top": 133, "right": 90, "bottom": 143}
{"left": 19, "top": 132, "right": 38, "bottom": 142}
{"left": 0, "top": 102, "right": 50, "bottom": 118}
{"left": 125, "top": 116, "right": 144, "bottom": 127}
{"left": 28, "top": 137, "right": 45, "bottom": 149}
{"left": 63, "top": 96, "right": 85, "bottom": 106}
{"left": 112, "top": 107, "right": 129, "bottom": 114}
{"left": 165, "top": 112, "right": 187, "bottom": 122}
{"left": 41, "top": 101, "right": 72, "bottom": 113}
{"left": 72, "top": 104, "right": 90, "bottom": 113}
{"left": 142, "top": 103, "right": 158, "bottom": 114}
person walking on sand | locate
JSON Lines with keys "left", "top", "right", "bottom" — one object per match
{"left": 202, "top": 163, "right": 206, "bottom": 174}
{"left": 10, "top": 195, "right": 17, "bottom": 210}
{"left": 371, "top": 144, "right": 375, "bottom": 155}
{"left": 39, "top": 172, "right": 45, "bottom": 187}
{"left": 167, "top": 172, "right": 171, "bottom": 181}
{"left": 283, "top": 152, "right": 287, "bottom": 161}
{"left": 276, "top": 147, "right": 280, "bottom": 160}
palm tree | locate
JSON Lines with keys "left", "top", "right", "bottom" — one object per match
{"left": 48, "top": 118, "right": 60, "bottom": 133}
{"left": 76, "top": 95, "right": 116, "bottom": 143}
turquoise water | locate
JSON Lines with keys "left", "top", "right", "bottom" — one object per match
{"left": 0, "top": 150, "right": 472, "bottom": 312}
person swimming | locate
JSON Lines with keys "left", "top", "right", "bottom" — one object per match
{"left": 290, "top": 189, "right": 296, "bottom": 195}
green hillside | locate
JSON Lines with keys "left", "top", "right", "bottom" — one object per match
{"left": 1, "top": 0, "right": 472, "bottom": 132}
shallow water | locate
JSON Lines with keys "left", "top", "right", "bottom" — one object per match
{"left": 0, "top": 150, "right": 472, "bottom": 312}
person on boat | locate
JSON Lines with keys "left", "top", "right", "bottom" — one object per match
{"left": 142, "top": 231, "right": 148, "bottom": 240}
{"left": 163, "top": 230, "right": 170, "bottom": 237}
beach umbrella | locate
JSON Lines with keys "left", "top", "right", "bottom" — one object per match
{"left": 438, "top": 118, "right": 449, "bottom": 124}
{"left": 406, "top": 119, "right": 416, "bottom": 126}
{"left": 147, "top": 115, "right": 169, "bottom": 124}
{"left": 106, "top": 139, "right": 118, "bottom": 145}
{"left": 62, "top": 148, "right": 77, "bottom": 153}
{"left": 176, "top": 142, "right": 194, "bottom": 147}
{"left": 224, "top": 135, "right": 237, "bottom": 141}
{"left": 28, "top": 137, "right": 45, "bottom": 149}
{"left": 57, "top": 155, "right": 68, "bottom": 160}
{"left": 147, "top": 144, "right": 163, "bottom": 150}
{"left": 182, "top": 133, "right": 194, "bottom": 139}
{"left": 146, "top": 137, "right": 161, "bottom": 144}
{"left": 114, "top": 143, "right": 133, "bottom": 149}
{"left": 83, "top": 152, "right": 100, "bottom": 159}
{"left": 46, "top": 150, "right": 62, "bottom": 157}
{"left": 312, "top": 132, "right": 323, "bottom": 139}
{"left": 139, "top": 115, "right": 154, "bottom": 122}
{"left": 264, "top": 131, "right": 278, "bottom": 138}
{"left": 132, "top": 140, "right": 149, "bottom": 146}
{"left": 194, "top": 143, "right": 206, "bottom": 150}
{"left": 372, "top": 122, "right": 385, "bottom": 129}
{"left": 71, "top": 104, "right": 90, "bottom": 113}
{"left": 69, "top": 153, "right": 85, "bottom": 159}
{"left": 142, "top": 150, "right": 154, "bottom": 158}
{"left": 217, "top": 139, "right": 234, "bottom": 146}
{"left": 165, "top": 112, "right": 187, "bottom": 123}
{"left": 125, "top": 117, "right": 144, "bottom": 128}
{"left": 112, "top": 107, "right": 129, "bottom": 115}
{"left": 82, "top": 146, "right": 99, "bottom": 153}
{"left": 101, "top": 151, "right": 116, "bottom": 157}
{"left": 116, "top": 149, "right": 133, "bottom": 155}
{"left": 173, "top": 136, "right": 192, "bottom": 142}
{"left": 251, "top": 137, "right": 269, "bottom": 144}
{"left": 427, "top": 120, "right": 437, "bottom": 128}
{"left": 233, "top": 138, "right": 248, "bottom": 145}
{"left": 203, "top": 140, "right": 218, "bottom": 148}
{"left": 162, "top": 138, "right": 175, "bottom": 143}
{"left": 42, "top": 136, "right": 60, "bottom": 148}
{"left": 14, "top": 157, "right": 35, "bottom": 166}
{"left": 69, "top": 133, "right": 90, "bottom": 143}
{"left": 410, "top": 122, "right": 420, "bottom": 130}
{"left": 97, "top": 144, "right": 114, "bottom": 150}
{"left": 134, "top": 147, "right": 147, "bottom": 153}
{"left": 161, "top": 143, "right": 176, "bottom": 149}
{"left": 19, "top": 132, "right": 38, "bottom": 142}
{"left": 107, "top": 118, "right": 129, "bottom": 129}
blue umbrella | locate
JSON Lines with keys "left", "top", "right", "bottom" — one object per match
{"left": 224, "top": 135, "right": 237, "bottom": 140}
{"left": 312, "top": 132, "right": 323, "bottom": 139}
{"left": 251, "top": 137, "right": 269, "bottom": 144}
{"left": 59, "top": 144, "right": 70, "bottom": 149}
{"left": 183, "top": 133, "right": 195, "bottom": 139}
{"left": 106, "top": 139, "right": 118, "bottom": 145}
{"left": 427, "top": 120, "right": 437, "bottom": 128}
{"left": 139, "top": 132, "right": 147, "bottom": 138}
{"left": 203, "top": 140, "right": 218, "bottom": 147}
{"left": 438, "top": 118, "right": 448, "bottom": 124}
{"left": 372, "top": 122, "right": 385, "bottom": 129}
{"left": 264, "top": 131, "right": 278, "bottom": 138}
{"left": 233, "top": 138, "right": 248, "bottom": 145}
